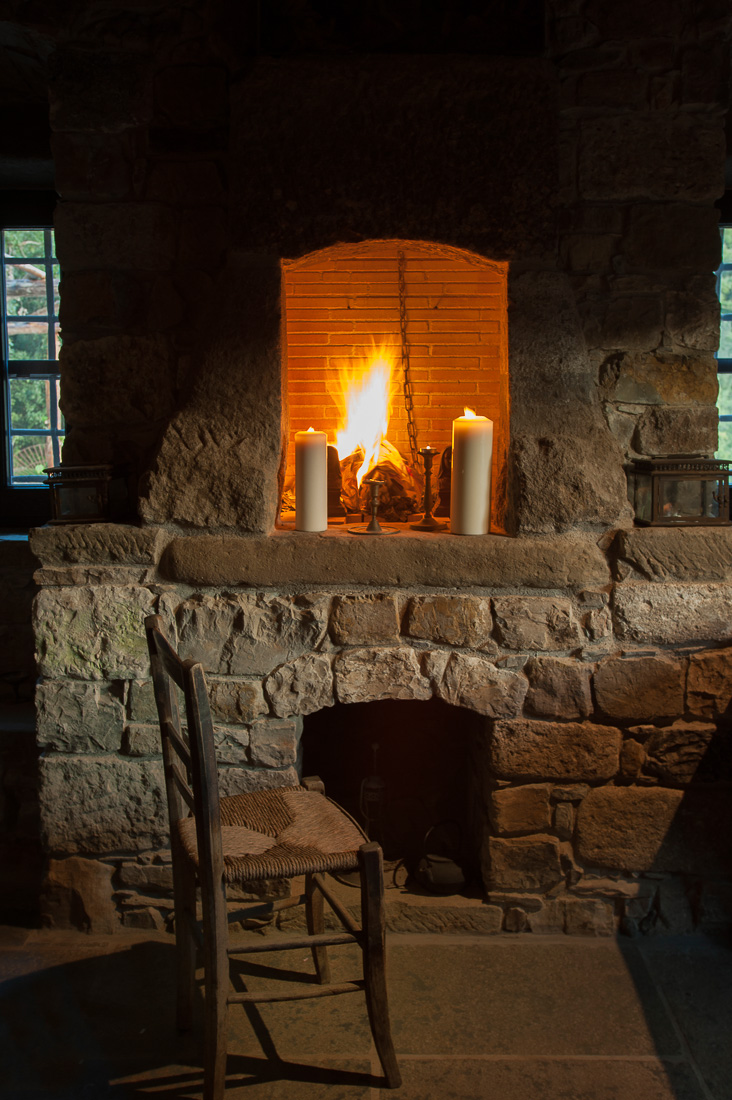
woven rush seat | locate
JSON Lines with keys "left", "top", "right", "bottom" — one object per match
{"left": 176, "top": 785, "right": 364, "bottom": 881}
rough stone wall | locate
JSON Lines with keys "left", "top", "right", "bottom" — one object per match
{"left": 30, "top": 523, "right": 732, "bottom": 935}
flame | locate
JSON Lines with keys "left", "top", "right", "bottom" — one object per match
{"left": 463, "top": 407, "right": 478, "bottom": 419}
{"left": 335, "top": 346, "right": 396, "bottom": 486}
{"left": 306, "top": 426, "right": 315, "bottom": 432}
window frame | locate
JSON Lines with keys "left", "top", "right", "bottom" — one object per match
{"left": 0, "top": 192, "right": 59, "bottom": 528}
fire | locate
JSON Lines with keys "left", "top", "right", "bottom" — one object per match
{"left": 463, "top": 407, "right": 478, "bottom": 418}
{"left": 335, "top": 346, "right": 396, "bottom": 486}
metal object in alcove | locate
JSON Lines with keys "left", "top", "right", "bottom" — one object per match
{"left": 348, "top": 477, "right": 398, "bottom": 535}
{"left": 360, "top": 742, "right": 386, "bottom": 844}
{"left": 434, "top": 445, "right": 452, "bottom": 517}
{"left": 411, "top": 446, "right": 446, "bottom": 531}
{"left": 414, "top": 821, "right": 466, "bottom": 895}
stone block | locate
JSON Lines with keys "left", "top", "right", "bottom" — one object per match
{"left": 34, "top": 585, "right": 157, "bottom": 680}
{"left": 329, "top": 594, "right": 400, "bottom": 645}
{"left": 42, "top": 857, "right": 120, "bottom": 934}
{"left": 60, "top": 334, "right": 175, "bottom": 427}
{"left": 687, "top": 648, "right": 732, "bottom": 718}
{"left": 613, "top": 582, "right": 732, "bottom": 645}
{"left": 36, "top": 679, "right": 124, "bottom": 753}
{"left": 116, "top": 862, "right": 174, "bottom": 891}
{"left": 404, "top": 594, "right": 494, "bottom": 649}
{"left": 249, "top": 719, "right": 298, "bottom": 768}
{"left": 55, "top": 203, "right": 176, "bottom": 271}
{"left": 29, "top": 524, "right": 168, "bottom": 567}
{"left": 128, "top": 680, "right": 159, "bottom": 723}
{"left": 492, "top": 597, "right": 581, "bottom": 651}
{"left": 385, "top": 901, "right": 503, "bottom": 935}
{"left": 579, "top": 115, "right": 723, "bottom": 202}
{"left": 591, "top": 295, "right": 663, "bottom": 351}
{"left": 620, "top": 739, "right": 646, "bottom": 780}
{"left": 176, "top": 593, "right": 330, "bottom": 675}
{"left": 488, "top": 784, "right": 552, "bottom": 835}
{"left": 527, "top": 898, "right": 566, "bottom": 934}
{"left": 623, "top": 204, "right": 721, "bottom": 273}
{"left": 666, "top": 276, "right": 721, "bottom": 353}
{"left": 652, "top": 877, "right": 695, "bottom": 934}
{"left": 39, "top": 756, "right": 167, "bottom": 854}
{"left": 59, "top": 270, "right": 147, "bottom": 336}
{"left": 698, "top": 882, "right": 732, "bottom": 931}
{"left": 121, "top": 724, "right": 160, "bottom": 757}
{"left": 209, "top": 679, "right": 268, "bottom": 723}
{"left": 491, "top": 719, "right": 621, "bottom": 781}
{"left": 600, "top": 350, "right": 718, "bottom": 405}
{"left": 613, "top": 528, "right": 732, "bottom": 583}
{"left": 504, "top": 907, "right": 529, "bottom": 932}
{"left": 563, "top": 898, "right": 614, "bottom": 936}
{"left": 577, "top": 786, "right": 732, "bottom": 874}
{"left": 218, "top": 765, "right": 300, "bottom": 798}
{"left": 334, "top": 647, "right": 431, "bottom": 705}
{"left": 644, "top": 721, "right": 716, "bottom": 785}
{"left": 633, "top": 405, "right": 718, "bottom": 456}
{"left": 681, "top": 40, "right": 730, "bottom": 107}
{"left": 484, "top": 835, "right": 564, "bottom": 892}
{"left": 49, "top": 47, "right": 152, "bottom": 132}
{"left": 575, "top": 69, "right": 647, "bottom": 109}
{"left": 554, "top": 801, "right": 574, "bottom": 840}
{"left": 266, "top": 653, "right": 334, "bottom": 717}
{"left": 594, "top": 654, "right": 685, "bottom": 721}
{"left": 524, "top": 656, "right": 592, "bottom": 719}
{"left": 437, "top": 653, "right": 527, "bottom": 718}
{"left": 213, "top": 727, "right": 249, "bottom": 766}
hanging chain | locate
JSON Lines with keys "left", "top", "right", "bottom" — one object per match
{"left": 397, "top": 249, "right": 419, "bottom": 465}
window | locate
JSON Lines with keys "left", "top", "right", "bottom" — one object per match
{"left": 0, "top": 192, "right": 59, "bottom": 527}
{"left": 716, "top": 225, "right": 732, "bottom": 461}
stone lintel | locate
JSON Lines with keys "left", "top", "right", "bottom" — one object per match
{"left": 160, "top": 530, "right": 611, "bottom": 589}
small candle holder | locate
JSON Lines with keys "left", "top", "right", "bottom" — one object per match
{"left": 348, "top": 478, "right": 398, "bottom": 535}
{"left": 411, "top": 446, "right": 447, "bottom": 531}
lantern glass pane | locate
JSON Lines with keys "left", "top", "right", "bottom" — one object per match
{"left": 635, "top": 472, "right": 652, "bottom": 523}
{"left": 660, "top": 477, "right": 721, "bottom": 519}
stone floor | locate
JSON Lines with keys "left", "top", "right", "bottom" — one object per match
{"left": 1, "top": 923, "right": 731, "bottom": 1100}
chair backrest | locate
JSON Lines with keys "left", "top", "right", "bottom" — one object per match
{"left": 145, "top": 614, "right": 225, "bottom": 890}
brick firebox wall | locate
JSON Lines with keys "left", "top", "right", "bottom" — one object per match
{"left": 282, "top": 240, "right": 509, "bottom": 527}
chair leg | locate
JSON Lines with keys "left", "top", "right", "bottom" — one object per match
{"left": 305, "top": 873, "right": 332, "bottom": 984}
{"left": 174, "top": 855, "right": 197, "bottom": 1031}
{"left": 359, "top": 842, "right": 401, "bottom": 1089}
{"left": 202, "top": 874, "right": 230, "bottom": 1100}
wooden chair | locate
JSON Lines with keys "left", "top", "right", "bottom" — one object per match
{"left": 145, "top": 615, "right": 401, "bottom": 1098}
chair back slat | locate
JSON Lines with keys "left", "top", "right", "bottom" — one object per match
{"left": 163, "top": 718, "right": 192, "bottom": 771}
{"left": 171, "top": 759, "right": 196, "bottom": 814}
{"left": 145, "top": 614, "right": 225, "bottom": 891}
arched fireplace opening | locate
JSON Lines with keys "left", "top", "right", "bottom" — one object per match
{"left": 281, "top": 239, "right": 509, "bottom": 531}
{"left": 301, "top": 697, "right": 486, "bottom": 890}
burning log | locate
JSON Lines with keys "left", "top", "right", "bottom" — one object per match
{"left": 340, "top": 440, "right": 422, "bottom": 521}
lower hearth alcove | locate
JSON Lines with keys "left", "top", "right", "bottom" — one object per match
{"left": 301, "top": 698, "right": 485, "bottom": 891}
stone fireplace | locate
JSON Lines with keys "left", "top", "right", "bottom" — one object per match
{"left": 16, "top": 1, "right": 732, "bottom": 935}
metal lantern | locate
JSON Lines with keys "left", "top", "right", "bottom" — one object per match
{"left": 629, "top": 457, "right": 730, "bottom": 526}
{"left": 44, "top": 464, "right": 129, "bottom": 524}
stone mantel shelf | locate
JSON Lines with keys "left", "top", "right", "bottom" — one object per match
{"left": 27, "top": 522, "right": 732, "bottom": 591}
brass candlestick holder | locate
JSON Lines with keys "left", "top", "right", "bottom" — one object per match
{"left": 411, "top": 446, "right": 446, "bottom": 531}
{"left": 348, "top": 478, "right": 398, "bottom": 535}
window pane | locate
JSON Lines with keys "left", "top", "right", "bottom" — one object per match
{"left": 6, "top": 319, "right": 49, "bottom": 360}
{"left": 52, "top": 263, "right": 60, "bottom": 314}
{"left": 4, "top": 264, "right": 49, "bottom": 318}
{"left": 717, "top": 419, "right": 732, "bottom": 460}
{"left": 3, "top": 229, "right": 46, "bottom": 259}
{"left": 11, "top": 434, "right": 54, "bottom": 477}
{"left": 719, "top": 319, "right": 732, "bottom": 359}
{"left": 10, "top": 378, "right": 52, "bottom": 430}
{"left": 723, "top": 228, "right": 732, "bottom": 264}
{"left": 720, "top": 271, "right": 732, "bottom": 314}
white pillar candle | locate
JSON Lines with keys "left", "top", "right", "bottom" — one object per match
{"left": 450, "top": 409, "right": 493, "bottom": 535}
{"left": 295, "top": 428, "right": 327, "bottom": 531}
